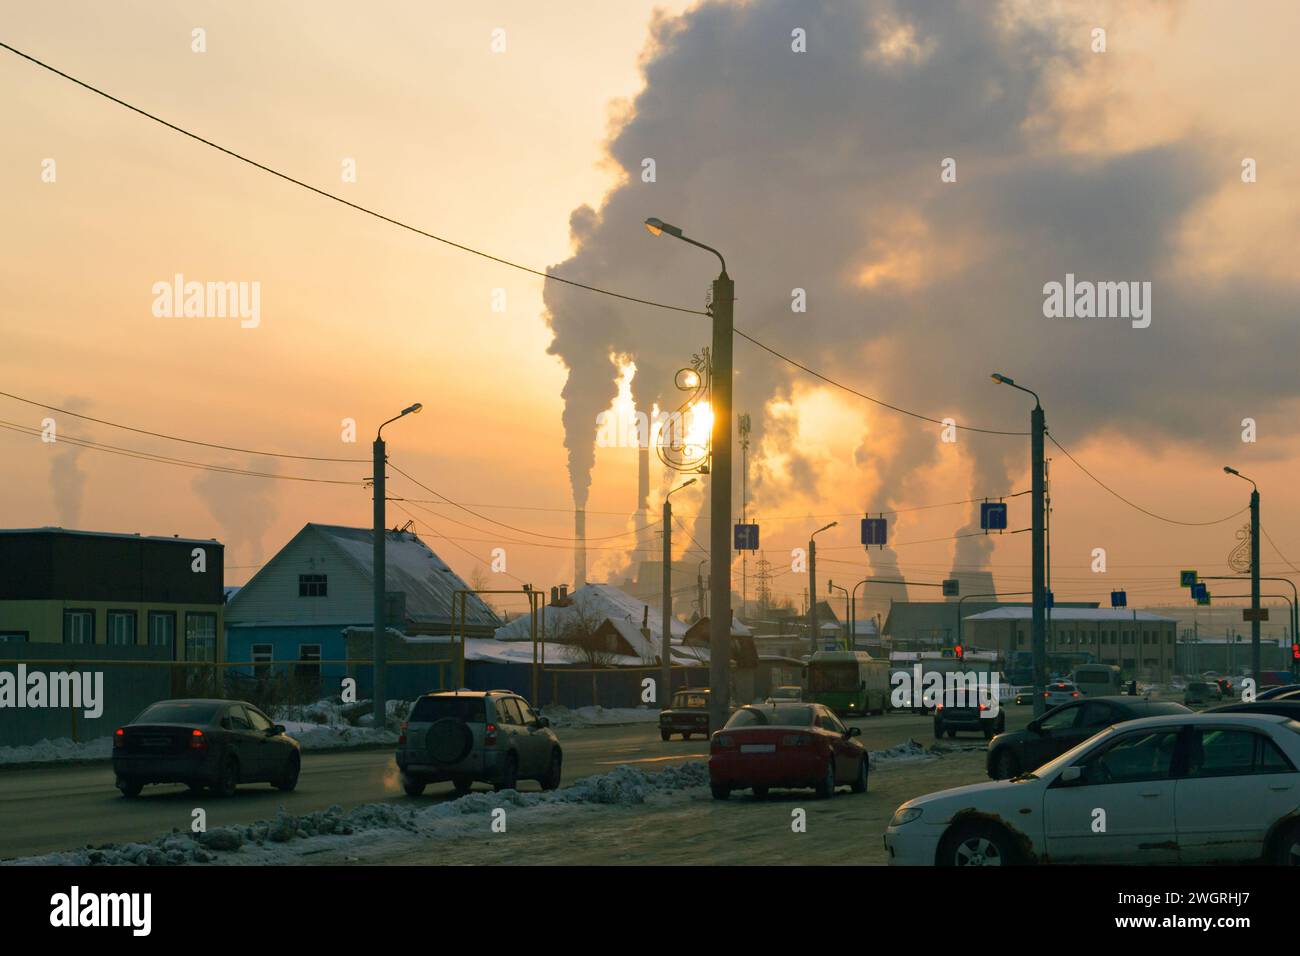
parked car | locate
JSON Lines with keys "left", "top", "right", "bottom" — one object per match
{"left": 660, "top": 688, "right": 713, "bottom": 740}
{"left": 1042, "top": 682, "right": 1080, "bottom": 707}
{"left": 886, "top": 713, "right": 1300, "bottom": 865}
{"left": 987, "top": 696, "right": 1190, "bottom": 780}
{"left": 1205, "top": 700, "right": 1300, "bottom": 721}
{"left": 113, "top": 698, "right": 301, "bottom": 798}
{"left": 709, "top": 702, "right": 867, "bottom": 800}
{"left": 934, "top": 686, "right": 1005, "bottom": 740}
{"left": 1258, "top": 684, "right": 1300, "bottom": 701}
{"left": 396, "top": 690, "right": 561, "bottom": 796}
{"left": 765, "top": 685, "right": 804, "bottom": 704}
{"left": 1184, "top": 681, "right": 1223, "bottom": 706}
{"left": 1013, "top": 686, "right": 1035, "bottom": 706}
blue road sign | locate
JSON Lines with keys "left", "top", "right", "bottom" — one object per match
{"left": 980, "top": 501, "right": 1008, "bottom": 531}
{"left": 1192, "top": 582, "right": 1210, "bottom": 605}
{"left": 1111, "top": 590, "right": 1127, "bottom": 608}
{"left": 861, "top": 517, "right": 888, "bottom": 546}
{"left": 1180, "top": 570, "right": 1198, "bottom": 588}
{"left": 734, "top": 523, "right": 759, "bottom": 551}
{"left": 942, "top": 578, "right": 960, "bottom": 597}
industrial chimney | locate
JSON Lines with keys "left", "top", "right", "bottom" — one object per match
{"left": 574, "top": 509, "right": 587, "bottom": 587}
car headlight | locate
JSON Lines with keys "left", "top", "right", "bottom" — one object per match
{"left": 890, "top": 806, "right": 923, "bottom": 827}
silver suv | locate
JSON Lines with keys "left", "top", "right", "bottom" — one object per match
{"left": 396, "top": 690, "right": 562, "bottom": 797}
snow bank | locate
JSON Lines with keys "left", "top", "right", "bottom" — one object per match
{"left": 0, "top": 736, "right": 113, "bottom": 766}
{"left": 7, "top": 762, "right": 712, "bottom": 866}
{"left": 540, "top": 704, "right": 661, "bottom": 728}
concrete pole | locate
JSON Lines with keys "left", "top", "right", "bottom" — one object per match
{"left": 708, "top": 272, "right": 734, "bottom": 734}
{"left": 372, "top": 436, "right": 387, "bottom": 730}
{"left": 1250, "top": 488, "right": 1261, "bottom": 680}
{"left": 1031, "top": 404, "right": 1047, "bottom": 717}
{"left": 807, "top": 537, "right": 819, "bottom": 657}
{"left": 662, "top": 497, "right": 673, "bottom": 711}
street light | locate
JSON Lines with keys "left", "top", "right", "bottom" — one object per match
{"left": 373, "top": 402, "right": 422, "bottom": 730}
{"left": 828, "top": 579, "right": 850, "bottom": 649}
{"left": 1224, "top": 466, "right": 1262, "bottom": 679}
{"left": 644, "top": 217, "right": 733, "bottom": 733}
{"left": 807, "top": 522, "right": 837, "bottom": 655}
{"left": 992, "top": 372, "right": 1048, "bottom": 716}
{"left": 661, "top": 478, "right": 696, "bottom": 713}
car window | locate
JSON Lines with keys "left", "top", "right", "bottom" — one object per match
{"left": 1186, "top": 729, "right": 1296, "bottom": 777}
{"left": 1079, "top": 729, "right": 1180, "bottom": 785}
{"left": 675, "top": 693, "right": 709, "bottom": 709}
{"left": 495, "top": 698, "right": 523, "bottom": 725}
{"left": 1079, "top": 701, "right": 1116, "bottom": 727}
{"left": 225, "top": 705, "right": 252, "bottom": 731}
{"left": 1040, "top": 704, "right": 1082, "bottom": 731}
{"left": 246, "top": 707, "right": 273, "bottom": 732}
{"left": 516, "top": 699, "right": 538, "bottom": 725}
{"left": 409, "top": 696, "right": 486, "bottom": 724}
{"left": 818, "top": 710, "right": 847, "bottom": 734}
{"left": 135, "top": 701, "right": 221, "bottom": 724}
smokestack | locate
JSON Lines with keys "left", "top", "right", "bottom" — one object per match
{"left": 574, "top": 509, "right": 587, "bottom": 587}
{"left": 637, "top": 445, "right": 650, "bottom": 531}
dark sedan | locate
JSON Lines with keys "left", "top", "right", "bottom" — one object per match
{"left": 1257, "top": 684, "right": 1300, "bottom": 701}
{"left": 113, "top": 699, "right": 301, "bottom": 798}
{"left": 985, "top": 695, "right": 1189, "bottom": 780}
{"left": 1205, "top": 699, "right": 1300, "bottom": 720}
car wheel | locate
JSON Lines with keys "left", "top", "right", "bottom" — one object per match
{"left": 540, "top": 749, "right": 563, "bottom": 791}
{"left": 851, "top": 754, "right": 868, "bottom": 793}
{"left": 815, "top": 759, "right": 836, "bottom": 799}
{"left": 933, "top": 721, "right": 944, "bottom": 740}
{"left": 993, "top": 749, "right": 1020, "bottom": 780}
{"left": 751, "top": 785, "right": 769, "bottom": 800}
{"left": 451, "top": 775, "right": 473, "bottom": 796}
{"left": 711, "top": 781, "right": 731, "bottom": 800}
{"left": 213, "top": 756, "right": 239, "bottom": 798}
{"left": 274, "top": 753, "right": 300, "bottom": 792}
{"left": 983, "top": 723, "right": 996, "bottom": 741}
{"left": 660, "top": 729, "right": 670, "bottom": 742}
{"left": 401, "top": 772, "right": 426, "bottom": 797}
{"left": 940, "top": 821, "right": 1016, "bottom": 866}
{"left": 494, "top": 753, "right": 519, "bottom": 792}
{"left": 116, "top": 776, "right": 143, "bottom": 799}
{"left": 1272, "top": 821, "right": 1300, "bottom": 865}
{"left": 947, "top": 729, "right": 957, "bottom": 739}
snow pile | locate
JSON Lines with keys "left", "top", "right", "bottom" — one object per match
{"left": 0, "top": 736, "right": 113, "bottom": 766}
{"left": 869, "top": 740, "right": 939, "bottom": 766}
{"left": 7, "top": 762, "right": 712, "bottom": 866}
{"left": 540, "top": 704, "right": 662, "bottom": 728}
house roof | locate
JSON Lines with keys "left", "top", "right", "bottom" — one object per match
{"left": 0, "top": 526, "right": 220, "bottom": 546}
{"left": 964, "top": 607, "right": 1177, "bottom": 623}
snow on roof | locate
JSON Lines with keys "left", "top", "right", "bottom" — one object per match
{"left": 310, "top": 524, "right": 498, "bottom": 627}
{"left": 964, "top": 607, "right": 1177, "bottom": 623}
{"left": 343, "top": 630, "right": 698, "bottom": 667}
{"left": 494, "top": 583, "right": 685, "bottom": 643}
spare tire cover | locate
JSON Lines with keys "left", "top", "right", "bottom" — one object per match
{"left": 426, "top": 718, "right": 474, "bottom": 764}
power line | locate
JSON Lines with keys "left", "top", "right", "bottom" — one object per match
{"left": 0, "top": 390, "right": 367, "bottom": 463}
{"left": 1261, "top": 526, "right": 1300, "bottom": 576}
{"left": 1047, "top": 433, "right": 1248, "bottom": 527}
{"left": 389, "top": 501, "right": 527, "bottom": 585}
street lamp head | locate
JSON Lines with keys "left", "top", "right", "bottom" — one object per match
{"left": 991, "top": 372, "right": 1012, "bottom": 385}
{"left": 401, "top": 403, "right": 423, "bottom": 417}
{"left": 1224, "top": 466, "right": 1238, "bottom": 476}
{"left": 669, "top": 478, "right": 697, "bottom": 497}
{"left": 644, "top": 217, "right": 682, "bottom": 239}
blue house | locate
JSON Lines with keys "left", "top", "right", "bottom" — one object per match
{"left": 224, "top": 523, "right": 498, "bottom": 689}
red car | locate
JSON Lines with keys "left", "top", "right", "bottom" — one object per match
{"left": 709, "top": 702, "right": 868, "bottom": 800}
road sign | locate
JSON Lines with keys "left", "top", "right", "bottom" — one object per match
{"left": 942, "top": 578, "right": 960, "bottom": 597}
{"left": 1180, "top": 570, "right": 1198, "bottom": 588}
{"left": 979, "top": 502, "right": 1008, "bottom": 531}
{"left": 861, "top": 517, "right": 887, "bottom": 547}
{"left": 1243, "top": 608, "right": 1270, "bottom": 622}
{"left": 733, "top": 523, "right": 759, "bottom": 551}
{"left": 1192, "top": 582, "right": 1211, "bottom": 606}
{"left": 1110, "top": 590, "right": 1127, "bottom": 608}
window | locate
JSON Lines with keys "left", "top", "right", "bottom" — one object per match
{"left": 148, "top": 611, "right": 176, "bottom": 656}
{"left": 246, "top": 707, "right": 274, "bottom": 733}
{"left": 0, "top": 631, "right": 28, "bottom": 643}
{"left": 516, "top": 699, "right": 538, "bottom": 725}
{"left": 1186, "top": 729, "right": 1296, "bottom": 777}
{"left": 1041, "top": 704, "right": 1083, "bottom": 732}
{"left": 63, "top": 609, "right": 94, "bottom": 644}
{"left": 223, "top": 705, "right": 252, "bottom": 731}
{"left": 495, "top": 698, "right": 523, "bottom": 725}
{"left": 295, "top": 644, "right": 321, "bottom": 680}
{"left": 817, "top": 709, "right": 847, "bottom": 734}
{"left": 107, "top": 609, "right": 137, "bottom": 646}
{"left": 1079, "top": 701, "right": 1117, "bottom": 728}
{"left": 185, "top": 612, "right": 217, "bottom": 662}
{"left": 252, "top": 643, "right": 273, "bottom": 680}
{"left": 1079, "top": 729, "right": 1180, "bottom": 785}
{"left": 298, "top": 574, "right": 328, "bottom": 597}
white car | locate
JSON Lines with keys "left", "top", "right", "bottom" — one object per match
{"left": 1042, "top": 681, "right": 1080, "bottom": 707}
{"left": 885, "top": 713, "right": 1300, "bottom": 866}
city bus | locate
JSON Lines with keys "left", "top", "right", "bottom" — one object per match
{"left": 807, "top": 650, "right": 890, "bottom": 716}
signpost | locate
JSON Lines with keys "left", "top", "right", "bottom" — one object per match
{"left": 979, "top": 501, "right": 1008, "bottom": 531}
{"left": 1110, "top": 590, "right": 1127, "bottom": 609}
{"left": 734, "top": 523, "right": 759, "bottom": 551}
{"left": 861, "top": 517, "right": 888, "bottom": 547}
{"left": 942, "top": 578, "right": 960, "bottom": 597}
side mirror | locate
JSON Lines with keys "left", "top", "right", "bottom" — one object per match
{"left": 1029, "top": 721, "right": 1044, "bottom": 735}
{"left": 1059, "top": 766, "right": 1082, "bottom": 785}
{"left": 269, "top": 725, "right": 285, "bottom": 736}
{"left": 848, "top": 726, "right": 861, "bottom": 737}
{"left": 535, "top": 717, "right": 550, "bottom": 729}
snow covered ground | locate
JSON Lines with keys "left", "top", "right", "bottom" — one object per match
{"left": 539, "top": 704, "right": 661, "bottom": 728}
{"left": 4, "top": 740, "right": 941, "bottom": 865}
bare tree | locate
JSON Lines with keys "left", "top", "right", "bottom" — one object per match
{"left": 556, "top": 595, "right": 616, "bottom": 704}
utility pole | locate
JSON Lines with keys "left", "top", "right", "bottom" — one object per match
{"left": 807, "top": 522, "right": 837, "bottom": 656}
{"left": 1224, "top": 467, "right": 1261, "bottom": 680}
{"left": 662, "top": 479, "right": 695, "bottom": 713}
{"left": 373, "top": 403, "right": 422, "bottom": 729}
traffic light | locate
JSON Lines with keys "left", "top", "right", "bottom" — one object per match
{"left": 954, "top": 644, "right": 964, "bottom": 661}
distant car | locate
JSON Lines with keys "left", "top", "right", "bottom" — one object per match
{"left": 660, "top": 688, "right": 713, "bottom": 740}
{"left": 709, "top": 703, "right": 868, "bottom": 800}
{"left": 396, "top": 690, "right": 561, "bottom": 796}
{"left": 1013, "top": 686, "right": 1035, "bottom": 706}
{"left": 1042, "top": 682, "right": 1080, "bottom": 707}
{"left": 765, "top": 685, "right": 804, "bottom": 704}
{"left": 934, "top": 686, "right": 1005, "bottom": 740}
{"left": 886, "top": 713, "right": 1300, "bottom": 866}
{"left": 113, "top": 698, "right": 301, "bottom": 798}
{"left": 1184, "top": 682, "right": 1223, "bottom": 706}
{"left": 987, "top": 696, "right": 1190, "bottom": 780}
{"left": 1258, "top": 684, "right": 1300, "bottom": 701}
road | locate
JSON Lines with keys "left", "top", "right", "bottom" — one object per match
{"left": 0, "top": 705, "right": 1035, "bottom": 862}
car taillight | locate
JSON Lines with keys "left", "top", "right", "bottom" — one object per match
{"left": 1071, "top": 692, "right": 1080, "bottom": 698}
{"left": 979, "top": 703, "right": 988, "bottom": 711}
{"left": 936, "top": 704, "right": 944, "bottom": 711}
{"left": 114, "top": 728, "right": 125, "bottom": 749}
{"left": 189, "top": 729, "right": 208, "bottom": 751}
{"left": 782, "top": 734, "right": 810, "bottom": 746}
{"left": 714, "top": 734, "right": 735, "bottom": 750}
{"left": 485, "top": 723, "right": 498, "bottom": 746}
{"left": 398, "top": 722, "right": 408, "bottom": 746}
